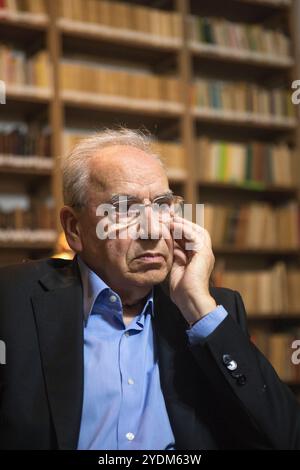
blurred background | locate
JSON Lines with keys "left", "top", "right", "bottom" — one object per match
{"left": 0, "top": 0, "right": 300, "bottom": 398}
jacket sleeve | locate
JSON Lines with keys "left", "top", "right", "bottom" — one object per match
{"left": 188, "top": 290, "right": 300, "bottom": 449}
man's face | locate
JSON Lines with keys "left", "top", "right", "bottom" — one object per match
{"left": 75, "top": 145, "right": 174, "bottom": 292}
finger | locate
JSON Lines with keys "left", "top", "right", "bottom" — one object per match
{"left": 172, "top": 217, "right": 212, "bottom": 246}
{"left": 171, "top": 220, "right": 210, "bottom": 251}
{"left": 173, "top": 241, "right": 188, "bottom": 265}
{"left": 172, "top": 215, "right": 206, "bottom": 235}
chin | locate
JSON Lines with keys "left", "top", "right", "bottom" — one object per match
{"left": 132, "top": 268, "right": 168, "bottom": 287}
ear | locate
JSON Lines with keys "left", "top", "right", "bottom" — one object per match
{"left": 60, "top": 206, "right": 83, "bottom": 253}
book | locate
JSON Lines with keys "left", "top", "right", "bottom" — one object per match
{"left": 196, "top": 138, "right": 294, "bottom": 186}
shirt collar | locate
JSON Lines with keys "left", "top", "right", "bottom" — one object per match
{"left": 77, "top": 256, "right": 154, "bottom": 324}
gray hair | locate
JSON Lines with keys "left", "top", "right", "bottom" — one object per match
{"left": 61, "top": 127, "right": 162, "bottom": 208}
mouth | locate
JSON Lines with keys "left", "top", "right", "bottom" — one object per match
{"left": 135, "top": 252, "right": 165, "bottom": 264}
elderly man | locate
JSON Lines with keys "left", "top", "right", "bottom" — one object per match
{"left": 0, "top": 128, "right": 300, "bottom": 450}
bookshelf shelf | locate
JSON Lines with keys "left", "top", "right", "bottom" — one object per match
{"left": 193, "top": 107, "right": 297, "bottom": 130}
{"left": 213, "top": 246, "right": 300, "bottom": 256}
{"left": 0, "top": 156, "right": 53, "bottom": 176}
{"left": 62, "top": 90, "right": 183, "bottom": 118}
{"left": 0, "top": 11, "right": 48, "bottom": 29}
{"left": 190, "top": 42, "right": 294, "bottom": 69}
{"left": 198, "top": 181, "right": 298, "bottom": 197}
{"left": 5, "top": 85, "right": 52, "bottom": 104}
{"left": 0, "top": 229, "right": 57, "bottom": 249}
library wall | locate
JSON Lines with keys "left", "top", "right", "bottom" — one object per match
{"left": 0, "top": 0, "right": 300, "bottom": 396}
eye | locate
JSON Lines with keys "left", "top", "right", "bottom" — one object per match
{"left": 153, "top": 197, "right": 173, "bottom": 212}
{"left": 127, "top": 202, "right": 143, "bottom": 217}
{"left": 111, "top": 196, "right": 131, "bottom": 214}
{"left": 115, "top": 202, "right": 129, "bottom": 214}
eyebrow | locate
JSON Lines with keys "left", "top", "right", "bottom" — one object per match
{"left": 110, "top": 190, "right": 173, "bottom": 203}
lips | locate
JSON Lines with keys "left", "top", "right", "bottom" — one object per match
{"left": 135, "top": 252, "right": 165, "bottom": 263}
{"left": 136, "top": 252, "right": 165, "bottom": 259}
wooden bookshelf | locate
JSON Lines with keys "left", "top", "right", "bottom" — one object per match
{"left": 0, "top": 0, "right": 299, "bottom": 259}
{"left": 0, "top": 0, "right": 300, "bottom": 394}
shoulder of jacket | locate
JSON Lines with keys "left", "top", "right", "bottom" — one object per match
{"left": 0, "top": 257, "right": 73, "bottom": 285}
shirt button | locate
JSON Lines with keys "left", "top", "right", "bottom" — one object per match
{"left": 126, "top": 432, "right": 135, "bottom": 441}
{"left": 125, "top": 331, "right": 130, "bottom": 337}
{"left": 128, "top": 378, "right": 134, "bottom": 385}
{"left": 109, "top": 295, "right": 117, "bottom": 303}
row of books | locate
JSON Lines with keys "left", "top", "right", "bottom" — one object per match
{"left": 60, "top": 60, "right": 180, "bottom": 102}
{"left": 0, "top": 0, "right": 46, "bottom": 14}
{"left": 214, "top": 262, "right": 299, "bottom": 315}
{"left": 152, "top": 141, "right": 185, "bottom": 172}
{"left": 251, "top": 329, "right": 300, "bottom": 383}
{"left": 204, "top": 202, "right": 300, "bottom": 248}
{"left": 0, "top": 45, "right": 51, "bottom": 88}
{"left": 0, "top": 202, "right": 55, "bottom": 230}
{"left": 62, "top": 132, "right": 295, "bottom": 188}
{"left": 196, "top": 138, "right": 294, "bottom": 186}
{"left": 0, "top": 125, "right": 51, "bottom": 157}
{"left": 59, "top": 0, "right": 181, "bottom": 39}
{"left": 192, "top": 79, "right": 295, "bottom": 118}
{"left": 0, "top": 125, "right": 295, "bottom": 189}
{"left": 189, "top": 16, "right": 290, "bottom": 57}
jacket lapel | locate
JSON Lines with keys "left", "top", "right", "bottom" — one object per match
{"left": 31, "top": 259, "right": 84, "bottom": 450}
{"left": 153, "top": 285, "right": 199, "bottom": 449}
{"left": 153, "top": 285, "right": 219, "bottom": 450}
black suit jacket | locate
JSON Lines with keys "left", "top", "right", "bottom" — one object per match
{"left": 0, "top": 257, "right": 300, "bottom": 449}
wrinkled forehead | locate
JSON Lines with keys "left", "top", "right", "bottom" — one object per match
{"left": 89, "top": 145, "right": 170, "bottom": 200}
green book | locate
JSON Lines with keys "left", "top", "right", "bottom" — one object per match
{"left": 218, "top": 142, "right": 227, "bottom": 180}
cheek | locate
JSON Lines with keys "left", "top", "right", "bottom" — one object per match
{"left": 164, "top": 234, "right": 174, "bottom": 255}
{"left": 165, "top": 243, "right": 174, "bottom": 269}
{"left": 106, "top": 239, "right": 131, "bottom": 266}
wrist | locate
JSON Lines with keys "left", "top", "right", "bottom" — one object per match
{"left": 176, "top": 292, "right": 217, "bottom": 324}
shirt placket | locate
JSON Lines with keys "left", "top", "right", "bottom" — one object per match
{"left": 117, "top": 321, "right": 145, "bottom": 449}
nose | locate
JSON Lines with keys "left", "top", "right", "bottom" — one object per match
{"left": 139, "top": 203, "right": 162, "bottom": 240}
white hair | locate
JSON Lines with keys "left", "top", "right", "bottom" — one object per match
{"left": 61, "top": 127, "right": 163, "bottom": 208}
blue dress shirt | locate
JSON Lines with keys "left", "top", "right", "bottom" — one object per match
{"left": 77, "top": 257, "right": 227, "bottom": 450}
